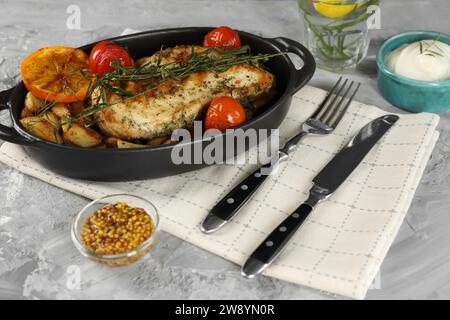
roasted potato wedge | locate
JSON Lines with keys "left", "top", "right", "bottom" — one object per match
{"left": 148, "top": 135, "right": 170, "bottom": 147}
{"left": 20, "top": 107, "right": 34, "bottom": 119}
{"left": 162, "top": 137, "right": 175, "bottom": 145}
{"left": 71, "top": 102, "right": 85, "bottom": 116}
{"left": 62, "top": 123, "right": 103, "bottom": 148}
{"left": 104, "top": 137, "right": 118, "bottom": 148}
{"left": 104, "top": 137, "right": 146, "bottom": 148}
{"left": 24, "top": 92, "right": 45, "bottom": 113}
{"left": 51, "top": 103, "right": 71, "bottom": 120}
{"left": 70, "top": 101, "right": 94, "bottom": 125}
{"left": 41, "top": 112, "right": 61, "bottom": 131}
{"left": 61, "top": 123, "right": 70, "bottom": 133}
{"left": 117, "top": 139, "right": 146, "bottom": 149}
{"left": 20, "top": 116, "right": 62, "bottom": 144}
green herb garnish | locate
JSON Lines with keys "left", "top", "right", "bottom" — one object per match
{"left": 419, "top": 35, "right": 444, "bottom": 58}
{"left": 62, "top": 45, "right": 284, "bottom": 124}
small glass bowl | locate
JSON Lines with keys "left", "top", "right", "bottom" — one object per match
{"left": 71, "top": 194, "right": 160, "bottom": 266}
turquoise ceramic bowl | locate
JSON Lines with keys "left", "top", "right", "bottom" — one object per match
{"left": 377, "top": 31, "right": 450, "bottom": 113}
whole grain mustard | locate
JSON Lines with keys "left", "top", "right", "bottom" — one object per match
{"left": 81, "top": 202, "right": 155, "bottom": 255}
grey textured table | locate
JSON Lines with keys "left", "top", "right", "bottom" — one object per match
{"left": 1, "top": 0, "right": 449, "bottom": 300}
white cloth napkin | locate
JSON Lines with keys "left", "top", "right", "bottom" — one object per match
{"left": 0, "top": 84, "right": 439, "bottom": 299}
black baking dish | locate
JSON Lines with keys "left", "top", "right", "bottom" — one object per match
{"left": 0, "top": 27, "right": 315, "bottom": 181}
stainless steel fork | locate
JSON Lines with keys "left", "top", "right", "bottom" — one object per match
{"left": 200, "top": 77, "right": 361, "bottom": 233}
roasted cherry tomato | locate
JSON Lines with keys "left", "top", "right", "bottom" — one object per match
{"left": 205, "top": 96, "right": 247, "bottom": 131}
{"left": 89, "top": 41, "right": 134, "bottom": 76}
{"left": 203, "top": 26, "right": 241, "bottom": 49}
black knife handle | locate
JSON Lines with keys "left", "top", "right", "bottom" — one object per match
{"left": 211, "top": 162, "right": 273, "bottom": 221}
{"left": 246, "top": 203, "right": 313, "bottom": 268}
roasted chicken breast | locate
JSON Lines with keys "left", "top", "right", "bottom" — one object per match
{"left": 93, "top": 45, "right": 275, "bottom": 140}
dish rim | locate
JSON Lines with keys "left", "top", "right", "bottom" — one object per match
{"left": 6, "top": 27, "right": 309, "bottom": 153}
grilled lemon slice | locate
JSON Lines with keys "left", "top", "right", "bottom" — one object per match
{"left": 21, "top": 46, "right": 96, "bottom": 103}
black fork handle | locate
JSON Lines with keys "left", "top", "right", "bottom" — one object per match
{"left": 0, "top": 87, "right": 33, "bottom": 145}
{"left": 268, "top": 37, "right": 316, "bottom": 94}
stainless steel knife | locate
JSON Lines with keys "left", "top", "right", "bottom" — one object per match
{"left": 241, "top": 114, "right": 399, "bottom": 278}
{"left": 201, "top": 78, "right": 360, "bottom": 234}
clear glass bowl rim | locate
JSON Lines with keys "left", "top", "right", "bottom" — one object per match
{"left": 71, "top": 193, "right": 160, "bottom": 261}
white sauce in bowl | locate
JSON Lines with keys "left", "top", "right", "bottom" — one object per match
{"left": 386, "top": 39, "right": 450, "bottom": 82}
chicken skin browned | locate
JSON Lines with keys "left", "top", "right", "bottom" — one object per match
{"left": 93, "top": 46, "right": 275, "bottom": 140}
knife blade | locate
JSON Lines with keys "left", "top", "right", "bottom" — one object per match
{"left": 241, "top": 114, "right": 399, "bottom": 278}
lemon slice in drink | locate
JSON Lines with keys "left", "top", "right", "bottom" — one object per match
{"left": 314, "top": 0, "right": 357, "bottom": 19}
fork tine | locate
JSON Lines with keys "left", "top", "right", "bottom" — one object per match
{"left": 323, "top": 81, "right": 354, "bottom": 127}
{"left": 329, "top": 82, "right": 361, "bottom": 129}
{"left": 316, "top": 78, "right": 348, "bottom": 122}
{"left": 312, "top": 77, "right": 343, "bottom": 119}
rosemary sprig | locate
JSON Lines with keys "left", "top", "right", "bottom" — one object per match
{"left": 37, "top": 100, "right": 57, "bottom": 115}
{"left": 63, "top": 45, "right": 285, "bottom": 124}
{"left": 419, "top": 35, "right": 444, "bottom": 58}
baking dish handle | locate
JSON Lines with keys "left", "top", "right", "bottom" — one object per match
{"left": 0, "top": 87, "right": 34, "bottom": 145}
{"left": 269, "top": 37, "right": 316, "bottom": 94}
